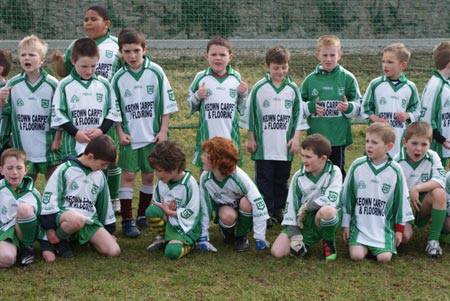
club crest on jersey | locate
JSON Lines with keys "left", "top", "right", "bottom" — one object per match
{"left": 168, "top": 89, "right": 175, "bottom": 101}
{"left": 445, "top": 98, "right": 450, "bottom": 107}
{"left": 181, "top": 209, "right": 193, "bottom": 219}
{"left": 69, "top": 181, "right": 79, "bottom": 190}
{"left": 105, "top": 50, "right": 113, "bottom": 58}
{"left": 91, "top": 184, "right": 99, "bottom": 195}
{"left": 206, "top": 88, "right": 213, "bottom": 97}
{"left": 312, "top": 89, "right": 319, "bottom": 96}
{"left": 41, "top": 99, "right": 50, "bottom": 108}
{"left": 420, "top": 173, "right": 429, "bottom": 183}
{"left": 401, "top": 98, "right": 407, "bottom": 108}
{"left": 420, "top": 107, "right": 426, "bottom": 118}
{"left": 328, "top": 191, "right": 338, "bottom": 202}
{"left": 213, "top": 192, "right": 223, "bottom": 200}
{"left": 42, "top": 192, "right": 52, "bottom": 204}
{"left": 229, "top": 89, "right": 236, "bottom": 98}
{"left": 96, "top": 93, "right": 103, "bottom": 103}
{"left": 382, "top": 183, "right": 391, "bottom": 194}
{"left": 124, "top": 89, "right": 132, "bottom": 97}
{"left": 379, "top": 97, "right": 387, "bottom": 105}
{"left": 439, "top": 168, "right": 446, "bottom": 177}
{"left": 147, "top": 85, "right": 154, "bottom": 95}
{"left": 263, "top": 99, "right": 270, "bottom": 108}
{"left": 358, "top": 181, "right": 366, "bottom": 189}
{"left": 284, "top": 99, "right": 292, "bottom": 109}
{"left": 70, "top": 95, "right": 80, "bottom": 103}
{"left": 255, "top": 198, "right": 266, "bottom": 210}
{"left": 1, "top": 205, "right": 7, "bottom": 215}
{"left": 17, "top": 98, "right": 24, "bottom": 106}
{"left": 338, "top": 87, "right": 345, "bottom": 96}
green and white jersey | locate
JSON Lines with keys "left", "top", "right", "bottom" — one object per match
{"left": 300, "top": 64, "right": 361, "bottom": 147}
{"left": 282, "top": 160, "right": 342, "bottom": 227}
{"left": 112, "top": 56, "right": 178, "bottom": 150}
{"left": 360, "top": 74, "right": 421, "bottom": 156}
{"left": 199, "top": 167, "right": 269, "bottom": 240}
{"left": 64, "top": 31, "right": 121, "bottom": 80}
{"left": 239, "top": 74, "right": 307, "bottom": 161}
{"left": 0, "top": 177, "right": 41, "bottom": 233}
{"left": 419, "top": 70, "right": 450, "bottom": 158}
{"left": 0, "top": 70, "right": 60, "bottom": 162}
{"left": 188, "top": 65, "right": 246, "bottom": 153}
{"left": 41, "top": 157, "right": 116, "bottom": 226}
{"left": 51, "top": 70, "right": 121, "bottom": 156}
{"left": 444, "top": 171, "right": 450, "bottom": 216}
{"left": 154, "top": 171, "right": 201, "bottom": 236}
{"left": 341, "top": 156, "right": 414, "bottom": 252}
{"left": 395, "top": 146, "right": 446, "bottom": 190}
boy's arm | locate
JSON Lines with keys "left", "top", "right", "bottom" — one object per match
{"left": 50, "top": 130, "right": 63, "bottom": 151}
{"left": 341, "top": 163, "right": 356, "bottom": 228}
{"left": 154, "top": 114, "right": 169, "bottom": 144}
{"left": 0, "top": 94, "right": 12, "bottom": 148}
{"left": 187, "top": 73, "right": 205, "bottom": 114}
{"left": 236, "top": 78, "right": 249, "bottom": 113}
{"left": 359, "top": 80, "right": 377, "bottom": 120}
{"left": 406, "top": 83, "right": 421, "bottom": 122}
{"left": 115, "top": 123, "right": 131, "bottom": 146}
{"left": 51, "top": 50, "right": 68, "bottom": 78}
{"left": 306, "top": 165, "right": 343, "bottom": 211}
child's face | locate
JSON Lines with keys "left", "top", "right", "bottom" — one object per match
{"left": 382, "top": 51, "right": 407, "bottom": 80}
{"left": 301, "top": 148, "right": 326, "bottom": 176}
{"left": 315, "top": 46, "right": 341, "bottom": 72}
{"left": 83, "top": 9, "right": 110, "bottom": 40}
{"left": 88, "top": 158, "right": 111, "bottom": 171}
{"left": 154, "top": 167, "right": 181, "bottom": 184}
{"left": 73, "top": 56, "right": 98, "bottom": 80}
{"left": 120, "top": 43, "right": 146, "bottom": 69}
{"left": 266, "top": 62, "right": 289, "bottom": 84}
{"left": 19, "top": 47, "right": 45, "bottom": 74}
{"left": 201, "top": 152, "right": 212, "bottom": 171}
{"left": 403, "top": 135, "right": 430, "bottom": 163}
{"left": 365, "top": 132, "right": 392, "bottom": 162}
{"left": 206, "top": 45, "right": 232, "bottom": 74}
{"left": 0, "top": 157, "right": 27, "bottom": 189}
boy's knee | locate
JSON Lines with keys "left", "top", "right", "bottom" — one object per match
{"left": 17, "top": 203, "right": 34, "bottom": 218}
{"left": 164, "top": 243, "right": 183, "bottom": 260}
{"left": 145, "top": 205, "right": 164, "bottom": 219}
{"left": 219, "top": 206, "right": 238, "bottom": 225}
{"left": 105, "top": 244, "right": 121, "bottom": 257}
{"left": 376, "top": 252, "right": 392, "bottom": 264}
{"left": 317, "top": 205, "right": 337, "bottom": 220}
{"left": 0, "top": 253, "right": 16, "bottom": 268}
{"left": 238, "top": 197, "right": 252, "bottom": 212}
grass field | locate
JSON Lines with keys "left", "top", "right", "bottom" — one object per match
{"left": 2, "top": 51, "right": 450, "bottom": 300}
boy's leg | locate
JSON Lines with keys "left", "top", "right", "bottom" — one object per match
{"left": 0, "top": 241, "right": 17, "bottom": 268}
{"left": 255, "top": 160, "right": 275, "bottom": 225}
{"left": 270, "top": 233, "right": 291, "bottom": 258}
{"left": 316, "top": 206, "right": 339, "bottom": 261}
{"left": 108, "top": 165, "right": 122, "bottom": 214}
{"left": 136, "top": 172, "right": 155, "bottom": 229}
{"left": 273, "top": 161, "right": 291, "bottom": 223}
{"left": 329, "top": 145, "right": 346, "bottom": 179}
{"left": 235, "top": 198, "right": 253, "bottom": 252}
{"left": 145, "top": 205, "right": 166, "bottom": 252}
{"left": 217, "top": 206, "right": 238, "bottom": 244}
{"left": 421, "top": 190, "right": 446, "bottom": 257}
{"left": 349, "top": 245, "right": 368, "bottom": 261}
{"left": 119, "top": 171, "right": 141, "bottom": 238}
{"left": 89, "top": 227, "right": 121, "bottom": 257}
{"left": 16, "top": 203, "right": 38, "bottom": 265}
{"left": 376, "top": 252, "right": 393, "bottom": 264}
{"left": 165, "top": 241, "right": 192, "bottom": 260}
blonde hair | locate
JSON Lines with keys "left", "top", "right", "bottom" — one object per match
{"left": 432, "top": 41, "right": 450, "bottom": 70}
{"left": 383, "top": 43, "right": 411, "bottom": 63}
{"left": 403, "top": 121, "right": 432, "bottom": 144}
{"left": 317, "top": 35, "right": 341, "bottom": 51}
{"left": 18, "top": 34, "right": 48, "bottom": 58}
{"left": 366, "top": 122, "right": 395, "bottom": 145}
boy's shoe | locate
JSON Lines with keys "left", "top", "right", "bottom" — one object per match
{"left": 266, "top": 218, "right": 273, "bottom": 228}
{"left": 218, "top": 226, "right": 235, "bottom": 245}
{"left": 112, "top": 199, "right": 121, "bottom": 215}
{"left": 55, "top": 241, "right": 75, "bottom": 258}
{"left": 255, "top": 239, "right": 269, "bottom": 250}
{"left": 425, "top": 240, "right": 442, "bottom": 258}
{"left": 323, "top": 240, "right": 337, "bottom": 261}
{"left": 439, "top": 233, "right": 450, "bottom": 245}
{"left": 147, "top": 235, "right": 165, "bottom": 252}
{"left": 234, "top": 236, "right": 249, "bottom": 252}
{"left": 122, "top": 220, "right": 141, "bottom": 238}
{"left": 136, "top": 216, "right": 149, "bottom": 229}
{"left": 20, "top": 246, "right": 35, "bottom": 265}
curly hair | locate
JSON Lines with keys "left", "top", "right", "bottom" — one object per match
{"left": 148, "top": 140, "right": 186, "bottom": 172}
{"left": 202, "top": 137, "right": 239, "bottom": 176}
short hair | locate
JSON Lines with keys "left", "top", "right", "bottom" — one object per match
{"left": 1, "top": 148, "right": 27, "bottom": 166}
{"left": 403, "top": 121, "right": 432, "bottom": 144}
{"left": 0, "top": 49, "right": 12, "bottom": 77}
{"left": 87, "top": 5, "right": 110, "bottom": 21}
{"left": 301, "top": 134, "right": 331, "bottom": 158}
{"left": 18, "top": 34, "right": 48, "bottom": 58}
{"left": 207, "top": 36, "right": 232, "bottom": 54}
{"left": 366, "top": 122, "right": 396, "bottom": 145}
{"left": 317, "top": 35, "right": 341, "bottom": 51}
{"left": 118, "top": 27, "right": 146, "bottom": 50}
{"left": 84, "top": 135, "right": 117, "bottom": 163}
{"left": 148, "top": 140, "right": 186, "bottom": 172}
{"left": 432, "top": 41, "right": 450, "bottom": 70}
{"left": 383, "top": 43, "right": 411, "bottom": 63}
{"left": 265, "top": 46, "right": 290, "bottom": 65}
{"left": 71, "top": 38, "right": 99, "bottom": 62}
{"left": 202, "top": 137, "right": 239, "bottom": 176}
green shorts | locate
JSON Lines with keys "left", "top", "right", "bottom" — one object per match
{"left": 409, "top": 193, "right": 430, "bottom": 227}
{"left": 0, "top": 227, "right": 20, "bottom": 247}
{"left": 348, "top": 241, "right": 393, "bottom": 256}
{"left": 27, "top": 160, "right": 61, "bottom": 175}
{"left": 164, "top": 222, "right": 198, "bottom": 246}
{"left": 118, "top": 144, "right": 156, "bottom": 173}
{"left": 298, "top": 212, "right": 322, "bottom": 247}
{"left": 56, "top": 213, "right": 102, "bottom": 245}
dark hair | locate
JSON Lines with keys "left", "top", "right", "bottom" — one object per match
{"left": 84, "top": 135, "right": 117, "bottom": 163}
{"left": 1, "top": 148, "right": 27, "bottom": 166}
{"left": 118, "top": 27, "right": 146, "bottom": 50}
{"left": 433, "top": 41, "right": 450, "bottom": 70}
{"left": 148, "top": 141, "right": 186, "bottom": 172}
{"left": 207, "top": 36, "right": 232, "bottom": 54}
{"left": 87, "top": 6, "right": 110, "bottom": 21}
{"left": 301, "top": 134, "right": 331, "bottom": 158}
{"left": 71, "top": 38, "right": 99, "bottom": 62}
{"left": 265, "top": 46, "right": 290, "bottom": 65}
{"left": 0, "top": 49, "right": 12, "bottom": 77}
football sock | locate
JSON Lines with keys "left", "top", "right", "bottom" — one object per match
{"left": 18, "top": 215, "right": 38, "bottom": 247}
{"left": 146, "top": 205, "right": 165, "bottom": 236}
{"left": 236, "top": 209, "right": 252, "bottom": 237}
{"left": 137, "top": 186, "right": 153, "bottom": 217}
{"left": 120, "top": 199, "right": 133, "bottom": 221}
{"left": 320, "top": 215, "right": 339, "bottom": 241}
{"left": 107, "top": 166, "right": 121, "bottom": 200}
{"left": 429, "top": 208, "right": 446, "bottom": 241}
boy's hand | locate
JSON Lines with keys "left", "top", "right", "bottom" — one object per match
{"left": 247, "top": 138, "right": 257, "bottom": 153}
{"left": 337, "top": 96, "right": 349, "bottom": 112}
{"left": 50, "top": 137, "right": 62, "bottom": 151}
{"left": 196, "top": 82, "right": 207, "bottom": 100}
{"left": 75, "top": 130, "right": 90, "bottom": 143}
{"left": 287, "top": 137, "right": 300, "bottom": 154}
{"left": 51, "top": 50, "right": 64, "bottom": 63}
{"left": 0, "top": 86, "right": 13, "bottom": 106}
{"left": 46, "top": 229, "right": 60, "bottom": 244}
{"left": 86, "top": 128, "right": 103, "bottom": 139}
{"left": 296, "top": 204, "right": 307, "bottom": 229}
{"left": 342, "top": 227, "right": 350, "bottom": 243}
{"left": 290, "top": 234, "right": 307, "bottom": 257}
{"left": 395, "top": 231, "right": 403, "bottom": 247}
{"left": 237, "top": 78, "right": 249, "bottom": 95}
{"left": 409, "top": 187, "right": 421, "bottom": 213}
{"left": 443, "top": 140, "right": 450, "bottom": 150}
{"left": 394, "top": 112, "right": 409, "bottom": 123}
{"left": 315, "top": 98, "right": 325, "bottom": 117}
{"left": 153, "top": 130, "right": 168, "bottom": 144}
{"left": 118, "top": 133, "right": 132, "bottom": 146}
{"left": 369, "top": 114, "right": 388, "bottom": 123}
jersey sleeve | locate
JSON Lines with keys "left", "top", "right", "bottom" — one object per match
{"left": 359, "top": 79, "right": 377, "bottom": 120}
{"left": 392, "top": 163, "right": 415, "bottom": 225}
{"left": 102, "top": 79, "right": 122, "bottom": 124}
{"left": 51, "top": 80, "right": 73, "bottom": 129}
{"left": 420, "top": 77, "right": 441, "bottom": 128}
{"left": 406, "top": 82, "right": 421, "bottom": 122}
{"left": 176, "top": 177, "right": 201, "bottom": 234}
{"left": 187, "top": 71, "right": 204, "bottom": 114}
{"left": 343, "top": 73, "right": 362, "bottom": 119}
{"left": 199, "top": 172, "right": 213, "bottom": 238}
{"left": 430, "top": 151, "right": 446, "bottom": 188}
{"left": 341, "top": 161, "right": 358, "bottom": 227}
{"left": 41, "top": 165, "right": 65, "bottom": 215}
{"left": 95, "top": 173, "right": 116, "bottom": 226}
{"left": 281, "top": 171, "right": 302, "bottom": 227}
{"left": 306, "top": 165, "right": 343, "bottom": 211}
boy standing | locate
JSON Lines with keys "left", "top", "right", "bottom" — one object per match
{"left": 300, "top": 35, "right": 361, "bottom": 178}
{"left": 341, "top": 123, "right": 414, "bottom": 263}
{"left": 420, "top": 41, "right": 450, "bottom": 167}
{"left": 112, "top": 28, "right": 178, "bottom": 238}
{"left": 270, "top": 134, "right": 342, "bottom": 261}
{"left": 240, "top": 46, "right": 306, "bottom": 226}
{"left": 145, "top": 141, "right": 202, "bottom": 260}
{"left": 394, "top": 121, "right": 447, "bottom": 257}
{"left": 188, "top": 36, "right": 248, "bottom": 169}
{"left": 0, "top": 149, "right": 41, "bottom": 267}
{"left": 361, "top": 43, "right": 421, "bottom": 156}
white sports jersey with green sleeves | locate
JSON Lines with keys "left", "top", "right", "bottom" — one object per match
{"left": 395, "top": 146, "right": 446, "bottom": 190}
{"left": 112, "top": 56, "right": 178, "bottom": 150}
{"left": 41, "top": 157, "right": 116, "bottom": 226}
{"left": 360, "top": 74, "right": 421, "bottom": 156}
{"left": 51, "top": 71, "right": 121, "bottom": 156}
{"left": 282, "top": 160, "right": 342, "bottom": 227}
{"left": 0, "top": 177, "right": 41, "bottom": 233}
{"left": 419, "top": 70, "right": 450, "bottom": 158}
{"left": 0, "top": 70, "right": 59, "bottom": 162}
{"left": 188, "top": 65, "right": 246, "bottom": 152}
{"left": 199, "top": 167, "right": 269, "bottom": 240}
{"left": 239, "top": 74, "right": 307, "bottom": 161}
{"left": 341, "top": 156, "right": 414, "bottom": 252}
{"left": 64, "top": 31, "right": 121, "bottom": 80}
{"left": 300, "top": 64, "right": 361, "bottom": 147}
{"left": 153, "top": 171, "right": 201, "bottom": 236}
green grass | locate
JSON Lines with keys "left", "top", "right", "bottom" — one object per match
{"left": 3, "top": 52, "right": 450, "bottom": 300}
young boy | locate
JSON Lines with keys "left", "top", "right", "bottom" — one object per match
{"left": 240, "top": 46, "right": 306, "bottom": 227}
{"left": 341, "top": 123, "right": 414, "bottom": 263}
{"left": 0, "top": 35, "right": 62, "bottom": 182}
{"left": 188, "top": 36, "right": 248, "bottom": 170}
{"left": 361, "top": 43, "right": 421, "bottom": 156}
{"left": 39, "top": 135, "right": 120, "bottom": 260}
{"left": 0, "top": 148, "right": 41, "bottom": 267}
{"left": 0, "top": 49, "right": 12, "bottom": 88}
{"left": 300, "top": 35, "right": 361, "bottom": 178}
{"left": 145, "top": 140, "right": 202, "bottom": 260}
{"left": 51, "top": 37, "right": 121, "bottom": 158}
{"left": 270, "top": 134, "right": 342, "bottom": 261}
{"left": 112, "top": 28, "right": 178, "bottom": 238}
{"left": 394, "top": 121, "right": 447, "bottom": 257}
{"left": 419, "top": 41, "right": 450, "bottom": 167}
{"left": 198, "top": 137, "right": 270, "bottom": 252}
